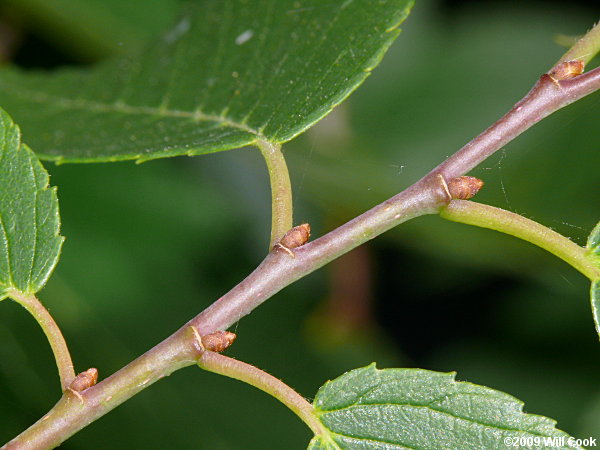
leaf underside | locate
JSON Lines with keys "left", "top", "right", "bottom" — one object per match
{"left": 0, "top": 0, "right": 413, "bottom": 163}
{"left": 586, "top": 220, "right": 600, "bottom": 339}
{"left": 308, "top": 364, "right": 581, "bottom": 449}
{"left": 0, "top": 108, "right": 63, "bottom": 300}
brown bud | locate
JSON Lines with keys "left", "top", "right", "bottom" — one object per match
{"left": 549, "top": 60, "right": 584, "bottom": 81}
{"left": 278, "top": 223, "right": 311, "bottom": 249}
{"left": 447, "top": 176, "right": 484, "bottom": 200}
{"left": 201, "top": 331, "right": 236, "bottom": 353}
{"left": 69, "top": 368, "right": 98, "bottom": 392}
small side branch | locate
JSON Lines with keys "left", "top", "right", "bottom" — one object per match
{"left": 8, "top": 290, "right": 75, "bottom": 391}
{"left": 256, "top": 140, "right": 294, "bottom": 248}
{"left": 198, "top": 351, "right": 326, "bottom": 438}
{"left": 440, "top": 200, "right": 600, "bottom": 281}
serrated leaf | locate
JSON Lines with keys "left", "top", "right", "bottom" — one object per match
{"left": 586, "top": 221, "right": 600, "bottom": 339}
{"left": 0, "top": 108, "right": 63, "bottom": 300}
{"left": 309, "top": 364, "right": 581, "bottom": 449}
{"left": 0, "top": 0, "right": 413, "bottom": 163}
{"left": 591, "top": 281, "right": 600, "bottom": 340}
{"left": 587, "top": 220, "right": 600, "bottom": 258}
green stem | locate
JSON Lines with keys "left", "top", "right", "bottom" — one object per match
{"left": 256, "top": 140, "right": 293, "bottom": 248}
{"left": 198, "top": 351, "right": 326, "bottom": 438}
{"left": 554, "top": 21, "right": 600, "bottom": 68}
{"left": 7, "top": 290, "right": 76, "bottom": 391}
{"left": 440, "top": 200, "right": 600, "bottom": 280}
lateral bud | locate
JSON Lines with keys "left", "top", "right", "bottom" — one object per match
{"left": 201, "top": 330, "right": 237, "bottom": 353}
{"left": 273, "top": 223, "right": 311, "bottom": 256}
{"left": 447, "top": 176, "right": 484, "bottom": 200}
{"left": 549, "top": 60, "right": 584, "bottom": 81}
{"left": 68, "top": 368, "right": 98, "bottom": 392}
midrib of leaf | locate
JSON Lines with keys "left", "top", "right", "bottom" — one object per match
{"left": 0, "top": 215, "right": 13, "bottom": 288}
{"left": 0, "top": 122, "right": 9, "bottom": 290}
{"left": 0, "top": 79, "right": 264, "bottom": 138}
{"left": 318, "top": 402, "right": 555, "bottom": 437}
{"left": 26, "top": 153, "right": 39, "bottom": 290}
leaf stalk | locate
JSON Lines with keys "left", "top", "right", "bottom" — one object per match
{"left": 553, "top": 20, "right": 600, "bottom": 68}
{"left": 7, "top": 290, "right": 75, "bottom": 391}
{"left": 197, "top": 351, "right": 326, "bottom": 437}
{"left": 256, "top": 140, "right": 294, "bottom": 248}
{"left": 440, "top": 200, "right": 600, "bottom": 281}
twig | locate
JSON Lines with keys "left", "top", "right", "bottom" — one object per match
{"left": 430, "top": 65, "right": 600, "bottom": 181}
{"left": 5, "top": 30, "right": 600, "bottom": 450}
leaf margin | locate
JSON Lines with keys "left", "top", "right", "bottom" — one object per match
{"left": 0, "top": 107, "right": 64, "bottom": 300}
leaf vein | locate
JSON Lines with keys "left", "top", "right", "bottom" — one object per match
{"left": 318, "top": 403, "right": 560, "bottom": 438}
{"left": 326, "top": 429, "right": 416, "bottom": 449}
{"left": 260, "top": 4, "right": 345, "bottom": 133}
{"left": 26, "top": 152, "right": 38, "bottom": 290}
{"left": 0, "top": 80, "right": 264, "bottom": 139}
{"left": 0, "top": 214, "right": 13, "bottom": 286}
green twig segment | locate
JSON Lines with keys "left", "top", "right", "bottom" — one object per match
{"left": 8, "top": 290, "right": 75, "bottom": 391}
{"left": 198, "top": 351, "right": 326, "bottom": 438}
{"left": 6, "top": 18, "right": 600, "bottom": 450}
{"left": 440, "top": 200, "right": 600, "bottom": 281}
{"left": 256, "top": 140, "right": 294, "bottom": 248}
{"left": 554, "top": 21, "right": 600, "bottom": 68}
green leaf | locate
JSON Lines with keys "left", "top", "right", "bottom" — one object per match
{"left": 0, "top": 0, "right": 413, "bottom": 163}
{"left": 0, "top": 108, "right": 63, "bottom": 300}
{"left": 586, "top": 221, "right": 600, "bottom": 339}
{"left": 587, "top": 220, "right": 600, "bottom": 259}
{"left": 309, "top": 364, "right": 581, "bottom": 449}
{"left": 592, "top": 281, "right": 600, "bottom": 340}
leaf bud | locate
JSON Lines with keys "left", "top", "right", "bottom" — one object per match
{"left": 278, "top": 223, "right": 311, "bottom": 249}
{"left": 447, "top": 176, "right": 484, "bottom": 200}
{"left": 69, "top": 368, "right": 98, "bottom": 392}
{"left": 201, "top": 330, "right": 237, "bottom": 353}
{"left": 549, "top": 60, "right": 584, "bottom": 81}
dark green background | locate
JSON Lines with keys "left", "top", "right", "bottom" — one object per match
{"left": 0, "top": 0, "right": 599, "bottom": 447}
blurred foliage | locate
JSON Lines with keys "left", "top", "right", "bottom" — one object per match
{"left": 0, "top": 0, "right": 181, "bottom": 60}
{"left": 0, "top": 0, "right": 599, "bottom": 448}
{"left": 0, "top": 0, "right": 414, "bottom": 163}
